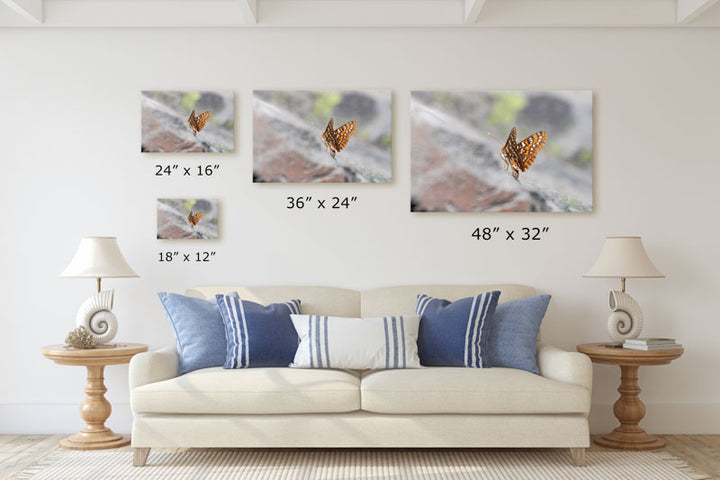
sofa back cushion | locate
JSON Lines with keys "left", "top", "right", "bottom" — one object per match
{"left": 361, "top": 285, "right": 536, "bottom": 317}
{"left": 186, "top": 286, "right": 361, "bottom": 317}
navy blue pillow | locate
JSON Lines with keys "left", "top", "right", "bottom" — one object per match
{"left": 157, "top": 292, "right": 228, "bottom": 375}
{"left": 416, "top": 291, "right": 501, "bottom": 367}
{"left": 486, "top": 295, "right": 551, "bottom": 374}
{"left": 216, "top": 295, "right": 301, "bottom": 368}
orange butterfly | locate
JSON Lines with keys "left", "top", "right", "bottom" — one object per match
{"left": 321, "top": 117, "right": 357, "bottom": 158}
{"left": 187, "top": 210, "right": 204, "bottom": 228}
{"left": 187, "top": 109, "right": 211, "bottom": 136}
{"left": 491, "top": 127, "right": 547, "bottom": 180}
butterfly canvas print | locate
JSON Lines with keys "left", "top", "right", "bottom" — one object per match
{"left": 157, "top": 199, "right": 218, "bottom": 240}
{"left": 411, "top": 90, "right": 593, "bottom": 213}
{"left": 142, "top": 91, "right": 234, "bottom": 153}
{"left": 253, "top": 90, "right": 392, "bottom": 183}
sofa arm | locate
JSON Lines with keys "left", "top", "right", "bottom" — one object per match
{"left": 129, "top": 345, "right": 179, "bottom": 390}
{"left": 536, "top": 343, "right": 593, "bottom": 392}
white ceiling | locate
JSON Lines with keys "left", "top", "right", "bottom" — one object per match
{"left": 1, "top": 0, "right": 719, "bottom": 27}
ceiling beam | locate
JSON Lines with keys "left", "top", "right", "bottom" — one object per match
{"left": 1, "top": 0, "right": 718, "bottom": 28}
{"left": 677, "top": 0, "right": 720, "bottom": 23}
{"left": 475, "top": 0, "right": 675, "bottom": 26}
{"left": 31, "top": 1, "right": 258, "bottom": 27}
{"left": 1, "top": 0, "right": 43, "bottom": 24}
{"left": 258, "top": 0, "right": 461, "bottom": 26}
{"left": 238, "top": 0, "right": 257, "bottom": 24}
{"left": 464, "top": 0, "right": 487, "bottom": 24}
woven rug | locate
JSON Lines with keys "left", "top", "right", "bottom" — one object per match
{"left": 12, "top": 448, "right": 710, "bottom": 480}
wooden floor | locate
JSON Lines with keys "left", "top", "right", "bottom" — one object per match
{"left": 1, "top": 434, "right": 718, "bottom": 479}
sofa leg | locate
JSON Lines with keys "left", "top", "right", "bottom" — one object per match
{"left": 133, "top": 447, "right": 150, "bottom": 467}
{"left": 569, "top": 448, "right": 586, "bottom": 466}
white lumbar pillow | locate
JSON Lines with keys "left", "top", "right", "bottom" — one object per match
{"left": 290, "top": 314, "right": 421, "bottom": 369}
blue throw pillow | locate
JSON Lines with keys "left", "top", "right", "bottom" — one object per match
{"left": 157, "top": 292, "right": 228, "bottom": 375}
{"left": 416, "top": 291, "right": 501, "bottom": 367}
{"left": 486, "top": 295, "right": 551, "bottom": 374}
{"left": 216, "top": 295, "right": 301, "bottom": 368}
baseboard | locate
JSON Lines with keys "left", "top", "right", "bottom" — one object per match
{"left": 2, "top": 403, "right": 719, "bottom": 435}
{"left": 0, "top": 403, "right": 133, "bottom": 434}
{"left": 589, "top": 403, "right": 720, "bottom": 434}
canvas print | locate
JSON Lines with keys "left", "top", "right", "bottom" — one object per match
{"left": 253, "top": 90, "right": 392, "bottom": 183}
{"left": 411, "top": 90, "right": 593, "bottom": 212}
{"left": 142, "top": 90, "right": 234, "bottom": 153}
{"left": 157, "top": 199, "right": 218, "bottom": 240}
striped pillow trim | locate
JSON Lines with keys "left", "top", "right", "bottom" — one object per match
{"left": 383, "top": 316, "right": 406, "bottom": 369}
{"left": 219, "top": 297, "right": 300, "bottom": 369}
{"left": 307, "top": 315, "right": 331, "bottom": 368}
{"left": 416, "top": 292, "right": 496, "bottom": 368}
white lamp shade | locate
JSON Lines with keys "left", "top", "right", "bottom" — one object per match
{"left": 60, "top": 236, "right": 139, "bottom": 278}
{"left": 584, "top": 236, "right": 664, "bottom": 278}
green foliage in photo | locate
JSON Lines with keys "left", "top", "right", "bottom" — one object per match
{"left": 489, "top": 93, "right": 527, "bottom": 127}
{"left": 181, "top": 92, "right": 201, "bottom": 111}
{"left": 312, "top": 92, "right": 342, "bottom": 119}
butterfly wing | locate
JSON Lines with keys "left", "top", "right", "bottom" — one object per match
{"left": 197, "top": 110, "right": 211, "bottom": 132}
{"left": 515, "top": 131, "right": 547, "bottom": 172}
{"left": 321, "top": 118, "right": 337, "bottom": 157}
{"left": 187, "top": 210, "right": 203, "bottom": 227}
{"left": 187, "top": 109, "right": 211, "bottom": 135}
{"left": 187, "top": 110, "right": 197, "bottom": 134}
{"left": 333, "top": 121, "right": 357, "bottom": 153}
{"left": 501, "top": 127, "right": 520, "bottom": 173}
{"left": 195, "top": 111, "right": 211, "bottom": 132}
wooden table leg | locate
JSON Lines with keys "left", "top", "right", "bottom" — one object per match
{"left": 60, "top": 365, "right": 130, "bottom": 450}
{"left": 594, "top": 365, "right": 665, "bottom": 450}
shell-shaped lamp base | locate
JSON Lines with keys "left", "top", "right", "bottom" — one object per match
{"left": 76, "top": 290, "right": 118, "bottom": 344}
{"left": 606, "top": 290, "right": 644, "bottom": 344}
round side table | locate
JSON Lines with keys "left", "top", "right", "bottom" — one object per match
{"left": 577, "top": 342, "right": 683, "bottom": 450}
{"left": 41, "top": 343, "right": 148, "bottom": 450}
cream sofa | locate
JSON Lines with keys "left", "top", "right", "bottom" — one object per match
{"left": 129, "top": 285, "right": 592, "bottom": 467}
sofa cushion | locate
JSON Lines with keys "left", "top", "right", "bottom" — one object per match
{"left": 360, "top": 284, "right": 536, "bottom": 317}
{"left": 187, "top": 286, "right": 361, "bottom": 317}
{"left": 132, "top": 367, "right": 360, "bottom": 414}
{"left": 360, "top": 367, "right": 590, "bottom": 414}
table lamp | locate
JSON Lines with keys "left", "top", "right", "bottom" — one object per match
{"left": 60, "top": 236, "right": 139, "bottom": 345}
{"left": 583, "top": 236, "right": 664, "bottom": 344}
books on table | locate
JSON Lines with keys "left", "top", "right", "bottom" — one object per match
{"left": 623, "top": 338, "right": 682, "bottom": 350}
{"left": 624, "top": 338, "right": 676, "bottom": 345}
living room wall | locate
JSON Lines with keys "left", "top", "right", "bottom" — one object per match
{"left": 0, "top": 26, "right": 718, "bottom": 435}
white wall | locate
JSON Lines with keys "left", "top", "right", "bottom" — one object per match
{"left": 0, "top": 27, "right": 718, "bottom": 435}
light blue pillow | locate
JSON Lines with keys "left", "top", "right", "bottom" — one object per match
{"left": 216, "top": 295, "right": 301, "bottom": 368}
{"left": 486, "top": 295, "right": 551, "bottom": 374}
{"left": 416, "top": 291, "right": 501, "bottom": 367}
{"left": 157, "top": 292, "right": 229, "bottom": 375}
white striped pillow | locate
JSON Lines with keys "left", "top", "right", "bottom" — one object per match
{"left": 290, "top": 314, "right": 421, "bottom": 369}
